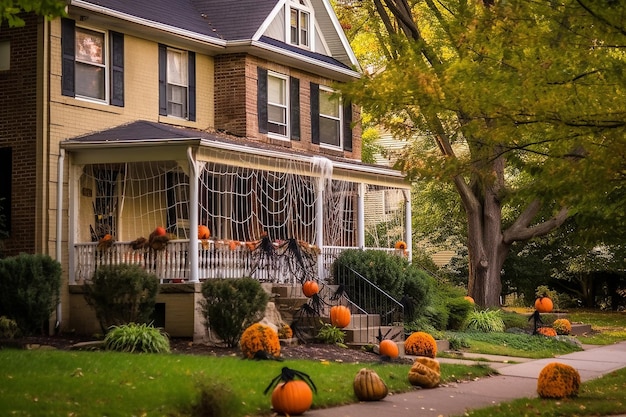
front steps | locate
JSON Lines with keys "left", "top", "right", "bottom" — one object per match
{"left": 271, "top": 284, "right": 405, "bottom": 346}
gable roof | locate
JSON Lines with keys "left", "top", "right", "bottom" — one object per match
{"left": 70, "top": 0, "right": 359, "bottom": 74}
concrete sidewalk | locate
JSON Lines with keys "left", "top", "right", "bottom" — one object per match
{"left": 306, "top": 341, "right": 626, "bottom": 417}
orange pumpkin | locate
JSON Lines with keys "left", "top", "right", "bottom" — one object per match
{"left": 379, "top": 339, "right": 399, "bottom": 359}
{"left": 535, "top": 296, "right": 554, "bottom": 313}
{"left": 330, "top": 305, "right": 351, "bottom": 328}
{"left": 271, "top": 380, "right": 313, "bottom": 416}
{"left": 302, "top": 280, "right": 319, "bottom": 297}
{"left": 228, "top": 240, "right": 238, "bottom": 251}
{"left": 464, "top": 296, "right": 475, "bottom": 304}
{"left": 154, "top": 226, "right": 166, "bottom": 236}
{"left": 198, "top": 225, "right": 211, "bottom": 240}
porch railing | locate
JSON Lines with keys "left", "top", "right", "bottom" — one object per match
{"left": 74, "top": 240, "right": 297, "bottom": 284}
{"left": 72, "top": 242, "right": 398, "bottom": 284}
{"left": 332, "top": 261, "right": 404, "bottom": 327}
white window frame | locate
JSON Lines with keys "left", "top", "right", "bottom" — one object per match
{"left": 288, "top": 0, "right": 312, "bottom": 49}
{"left": 74, "top": 26, "right": 108, "bottom": 103}
{"left": 319, "top": 86, "right": 342, "bottom": 149}
{"left": 166, "top": 47, "right": 189, "bottom": 119}
{"left": 267, "top": 71, "right": 289, "bottom": 140}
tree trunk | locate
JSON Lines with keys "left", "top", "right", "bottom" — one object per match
{"left": 463, "top": 180, "right": 510, "bottom": 308}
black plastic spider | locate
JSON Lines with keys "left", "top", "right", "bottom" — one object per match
{"left": 263, "top": 367, "right": 317, "bottom": 395}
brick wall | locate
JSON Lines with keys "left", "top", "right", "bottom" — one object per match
{"left": 0, "top": 14, "right": 40, "bottom": 256}
{"left": 214, "top": 53, "right": 362, "bottom": 160}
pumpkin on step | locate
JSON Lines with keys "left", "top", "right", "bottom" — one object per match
{"left": 353, "top": 368, "right": 388, "bottom": 401}
{"left": 302, "top": 280, "right": 319, "bottom": 297}
{"left": 330, "top": 305, "right": 351, "bottom": 328}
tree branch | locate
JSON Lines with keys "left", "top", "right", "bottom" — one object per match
{"left": 503, "top": 202, "right": 569, "bottom": 243}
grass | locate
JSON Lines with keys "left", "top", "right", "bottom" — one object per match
{"left": 448, "top": 331, "right": 582, "bottom": 359}
{"left": 453, "top": 308, "right": 626, "bottom": 417}
{"left": 0, "top": 348, "right": 494, "bottom": 417}
{"left": 568, "top": 310, "right": 626, "bottom": 345}
{"left": 461, "top": 366, "right": 626, "bottom": 417}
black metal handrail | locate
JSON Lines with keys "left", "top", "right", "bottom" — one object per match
{"left": 333, "top": 262, "right": 404, "bottom": 326}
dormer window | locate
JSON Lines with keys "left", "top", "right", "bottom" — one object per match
{"left": 290, "top": 0, "right": 311, "bottom": 48}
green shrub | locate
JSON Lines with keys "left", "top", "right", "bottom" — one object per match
{"left": 316, "top": 322, "right": 345, "bottom": 344}
{"left": 0, "top": 254, "right": 62, "bottom": 335}
{"left": 199, "top": 277, "right": 269, "bottom": 347}
{"left": 465, "top": 309, "right": 506, "bottom": 332}
{"left": 0, "top": 316, "right": 19, "bottom": 338}
{"left": 83, "top": 264, "right": 159, "bottom": 332}
{"left": 104, "top": 322, "right": 170, "bottom": 353}
{"left": 446, "top": 296, "right": 474, "bottom": 330}
{"left": 332, "top": 249, "right": 432, "bottom": 321}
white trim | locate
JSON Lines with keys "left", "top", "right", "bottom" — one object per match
{"left": 71, "top": 0, "right": 227, "bottom": 48}
{"left": 319, "top": 0, "right": 359, "bottom": 69}
{"left": 252, "top": 0, "right": 288, "bottom": 40}
{"left": 318, "top": 85, "right": 342, "bottom": 149}
{"left": 249, "top": 39, "right": 360, "bottom": 79}
{"left": 74, "top": 25, "right": 109, "bottom": 104}
{"left": 267, "top": 70, "right": 290, "bottom": 140}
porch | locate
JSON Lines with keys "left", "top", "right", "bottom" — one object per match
{"left": 60, "top": 121, "right": 411, "bottom": 339}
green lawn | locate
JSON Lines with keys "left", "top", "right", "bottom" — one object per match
{"left": 461, "top": 366, "right": 626, "bottom": 417}
{"left": 0, "top": 349, "right": 494, "bottom": 417}
{"left": 2, "top": 309, "right": 623, "bottom": 416}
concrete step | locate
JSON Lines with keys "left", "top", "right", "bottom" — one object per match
{"left": 344, "top": 325, "right": 404, "bottom": 345}
{"left": 571, "top": 323, "right": 592, "bottom": 336}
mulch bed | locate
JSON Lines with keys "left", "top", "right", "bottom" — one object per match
{"left": 1, "top": 335, "right": 411, "bottom": 364}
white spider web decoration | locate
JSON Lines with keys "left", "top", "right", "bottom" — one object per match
{"left": 80, "top": 160, "right": 405, "bottom": 249}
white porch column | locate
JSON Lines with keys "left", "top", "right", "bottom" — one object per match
{"left": 403, "top": 188, "right": 412, "bottom": 263}
{"left": 315, "top": 176, "right": 324, "bottom": 280}
{"left": 187, "top": 147, "right": 199, "bottom": 283}
{"left": 357, "top": 182, "right": 366, "bottom": 249}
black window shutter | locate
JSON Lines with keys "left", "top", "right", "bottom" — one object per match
{"left": 61, "top": 18, "right": 75, "bottom": 97}
{"left": 110, "top": 31, "right": 124, "bottom": 107}
{"left": 343, "top": 99, "right": 353, "bottom": 152}
{"left": 257, "top": 67, "right": 268, "bottom": 134}
{"left": 290, "top": 77, "right": 300, "bottom": 141}
{"left": 310, "top": 83, "right": 319, "bottom": 145}
{"left": 158, "top": 44, "right": 167, "bottom": 116}
{"left": 188, "top": 51, "right": 196, "bottom": 121}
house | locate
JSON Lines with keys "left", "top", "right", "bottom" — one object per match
{"left": 0, "top": 0, "right": 411, "bottom": 340}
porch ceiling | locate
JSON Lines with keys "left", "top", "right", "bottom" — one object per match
{"left": 61, "top": 120, "right": 410, "bottom": 188}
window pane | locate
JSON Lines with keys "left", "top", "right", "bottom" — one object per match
{"left": 320, "top": 117, "right": 340, "bottom": 146}
{"left": 290, "top": 9, "right": 298, "bottom": 44}
{"left": 300, "top": 12, "right": 309, "bottom": 47}
{"left": 76, "top": 29, "right": 104, "bottom": 64}
{"left": 268, "top": 104, "right": 286, "bottom": 124}
{"left": 268, "top": 76, "right": 286, "bottom": 105}
{"left": 167, "top": 50, "right": 187, "bottom": 85}
{"left": 319, "top": 90, "right": 339, "bottom": 117}
{"left": 167, "top": 84, "right": 187, "bottom": 118}
{"left": 75, "top": 63, "right": 105, "bottom": 99}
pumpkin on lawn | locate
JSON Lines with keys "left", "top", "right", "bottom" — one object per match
{"left": 302, "top": 280, "right": 319, "bottom": 297}
{"left": 379, "top": 339, "right": 399, "bottom": 359}
{"left": 330, "top": 305, "right": 351, "bottom": 328}
{"left": 534, "top": 296, "right": 554, "bottom": 313}
{"left": 353, "top": 368, "right": 388, "bottom": 401}
{"left": 265, "top": 367, "right": 317, "bottom": 416}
